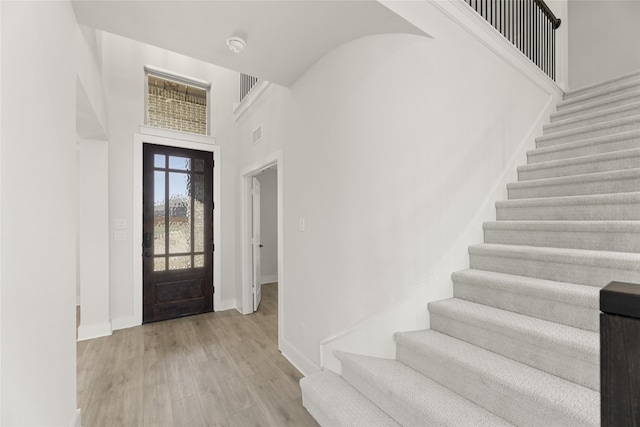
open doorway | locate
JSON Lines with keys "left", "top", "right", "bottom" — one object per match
{"left": 252, "top": 167, "right": 278, "bottom": 312}
{"left": 241, "top": 151, "right": 283, "bottom": 350}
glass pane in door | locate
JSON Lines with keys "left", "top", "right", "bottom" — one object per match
{"left": 193, "top": 174, "right": 205, "bottom": 252}
{"left": 168, "top": 172, "right": 191, "bottom": 255}
{"left": 154, "top": 171, "right": 166, "bottom": 256}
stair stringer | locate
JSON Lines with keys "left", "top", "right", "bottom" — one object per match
{"left": 319, "top": 97, "right": 557, "bottom": 373}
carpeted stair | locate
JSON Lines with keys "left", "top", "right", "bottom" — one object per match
{"left": 301, "top": 70, "right": 640, "bottom": 426}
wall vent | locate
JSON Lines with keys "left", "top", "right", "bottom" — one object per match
{"left": 253, "top": 126, "right": 262, "bottom": 144}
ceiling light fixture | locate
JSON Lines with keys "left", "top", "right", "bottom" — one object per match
{"left": 226, "top": 36, "right": 246, "bottom": 54}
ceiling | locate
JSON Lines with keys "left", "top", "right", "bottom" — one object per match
{"left": 72, "top": 0, "right": 430, "bottom": 87}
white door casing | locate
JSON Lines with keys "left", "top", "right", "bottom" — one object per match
{"left": 252, "top": 177, "right": 262, "bottom": 311}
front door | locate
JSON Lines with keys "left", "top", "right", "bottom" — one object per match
{"left": 142, "top": 143, "right": 214, "bottom": 323}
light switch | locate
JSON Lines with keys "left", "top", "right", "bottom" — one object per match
{"left": 114, "top": 231, "right": 127, "bottom": 241}
{"left": 114, "top": 219, "right": 127, "bottom": 229}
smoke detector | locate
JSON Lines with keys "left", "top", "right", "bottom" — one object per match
{"left": 226, "top": 36, "right": 246, "bottom": 54}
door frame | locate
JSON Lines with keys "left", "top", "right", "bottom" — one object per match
{"left": 240, "top": 150, "right": 284, "bottom": 350}
{"left": 251, "top": 177, "right": 262, "bottom": 312}
{"left": 133, "top": 126, "right": 221, "bottom": 326}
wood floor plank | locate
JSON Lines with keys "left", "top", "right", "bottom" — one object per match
{"left": 172, "top": 395, "right": 207, "bottom": 427}
{"left": 143, "top": 383, "right": 174, "bottom": 427}
{"left": 77, "top": 282, "right": 319, "bottom": 427}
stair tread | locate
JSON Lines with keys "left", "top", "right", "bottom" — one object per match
{"left": 553, "top": 89, "right": 640, "bottom": 121}
{"left": 507, "top": 167, "right": 640, "bottom": 189}
{"left": 395, "top": 330, "right": 600, "bottom": 426}
{"left": 429, "top": 298, "right": 598, "bottom": 362}
{"left": 484, "top": 220, "right": 640, "bottom": 233}
{"left": 538, "top": 114, "right": 640, "bottom": 140}
{"left": 336, "top": 352, "right": 513, "bottom": 427}
{"left": 531, "top": 129, "right": 640, "bottom": 153}
{"left": 520, "top": 147, "right": 640, "bottom": 172}
{"left": 496, "top": 191, "right": 640, "bottom": 208}
{"left": 452, "top": 269, "right": 599, "bottom": 308}
{"left": 561, "top": 74, "right": 640, "bottom": 105}
{"left": 547, "top": 101, "right": 640, "bottom": 130}
{"left": 469, "top": 243, "right": 640, "bottom": 271}
{"left": 301, "top": 371, "right": 400, "bottom": 427}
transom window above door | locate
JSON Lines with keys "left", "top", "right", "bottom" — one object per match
{"left": 145, "top": 66, "right": 211, "bottom": 135}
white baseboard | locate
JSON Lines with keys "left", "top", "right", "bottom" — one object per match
{"left": 260, "top": 274, "right": 278, "bottom": 285}
{"left": 111, "top": 315, "right": 140, "bottom": 331}
{"left": 216, "top": 298, "right": 236, "bottom": 312}
{"left": 280, "top": 339, "right": 321, "bottom": 377}
{"left": 77, "top": 321, "right": 112, "bottom": 341}
{"left": 70, "top": 408, "right": 81, "bottom": 427}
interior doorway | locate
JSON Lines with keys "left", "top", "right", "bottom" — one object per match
{"left": 241, "top": 151, "right": 284, "bottom": 350}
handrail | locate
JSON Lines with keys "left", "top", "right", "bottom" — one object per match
{"left": 464, "top": 0, "right": 561, "bottom": 80}
{"left": 533, "top": 0, "right": 561, "bottom": 29}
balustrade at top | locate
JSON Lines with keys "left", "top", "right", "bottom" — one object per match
{"left": 464, "top": 0, "right": 561, "bottom": 81}
{"left": 240, "top": 74, "right": 260, "bottom": 103}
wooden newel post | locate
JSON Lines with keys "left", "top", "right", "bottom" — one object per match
{"left": 600, "top": 281, "right": 640, "bottom": 426}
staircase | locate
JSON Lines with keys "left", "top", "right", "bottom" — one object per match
{"left": 300, "top": 71, "right": 640, "bottom": 426}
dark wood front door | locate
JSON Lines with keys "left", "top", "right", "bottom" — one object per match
{"left": 143, "top": 143, "right": 214, "bottom": 323}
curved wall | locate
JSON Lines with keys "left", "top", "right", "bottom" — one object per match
{"left": 235, "top": 0, "right": 562, "bottom": 372}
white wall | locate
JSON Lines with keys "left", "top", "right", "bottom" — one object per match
{"left": 102, "top": 32, "right": 239, "bottom": 328}
{"left": 0, "top": 2, "right": 78, "bottom": 425}
{"left": 568, "top": 0, "right": 640, "bottom": 89}
{"left": 77, "top": 139, "right": 111, "bottom": 341}
{"left": 235, "top": 1, "right": 561, "bottom": 372}
{"left": 257, "top": 169, "right": 278, "bottom": 284}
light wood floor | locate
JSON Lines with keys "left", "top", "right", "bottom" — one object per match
{"left": 77, "top": 283, "right": 319, "bottom": 427}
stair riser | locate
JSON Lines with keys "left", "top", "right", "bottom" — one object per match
{"left": 429, "top": 312, "right": 599, "bottom": 390}
{"left": 560, "top": 79, "right": 640, "bottom": 106}
{"left": 536, "top": 120, "right": 640, "bottom": 147}
{"left": 528, "top": 135, "right": 640, "bottom": 163}
{"left": 508, "top": 175, "right": 640, "bottom": 199}
{"left": 496, "top": 202, "right": 640, "bottom": 221}
{"left": 340, "top": 365, "right": 414, "bottom": 426}
{"left": 552, "top": 92, "right": 640, "bottom": 122}
{"left": 519, "top": 155, "right": 640, "bottom": 181}
{"left": 301, "top": 374, "right": 400, "bottom": 427}
{"left": 484, "top": 228, "right": 640, "bottom": 253}
{"left": 546, "top": 109, "right": 640, "bottom": 134}
{"left": 337, "top": 353, "right": 513, "bottom": 427}
{"left": 453, "top": 281, "right": 599, "bottom": 331}
{"left": 469, "top": 252, "right": 640, "bottom": 287}
{"left": 395, "top": 344, "right": 596, "bottom": 426}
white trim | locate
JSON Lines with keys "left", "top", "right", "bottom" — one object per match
{"left": 428, "top": 0, "right": 565, "bottom": 95}
{"left": 233, "top": 80, "right": 272, "bottom": 121}
{"left": 260, "top": 274, "right": 278, "bottom": 285}
{"left": 138, "top": 125, "right": 214, "bottom": 145}
{"left": 111, "top": 315, "right": 139, "bottom": 331}
{"left": 216, "top": 298, "right": 236, "bottom": 312}
{"left": 280, "top": 339, "right": 321, "bottom": 377}
{"left": 144, "top": 65, "right": 211, "bottom": 89}
{"left": 131, "top": 127, "right": 220, "bottom": 329}
{"left": 77, "top": 321, "right": 112, "bottom": 342}
{"left": 240, "top": 151, "right": 284, "bottom": 351}
{"left": 70, "top": 409, "right": 81, "bottom": 427}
